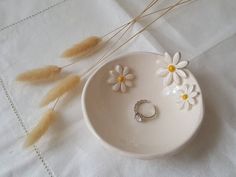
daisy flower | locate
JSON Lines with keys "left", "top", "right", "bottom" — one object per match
{"left": 157, "top": 52, "right": 189, "bottom": 86}
{"left": 177, "top": 84, "right": 198, "bottom": 110}
{"left": 107, "top": 65, "right": 135, "bottom": 93}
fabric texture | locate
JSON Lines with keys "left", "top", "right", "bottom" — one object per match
{"left": 0, "top": 0, "right": 235, "bottom": 176}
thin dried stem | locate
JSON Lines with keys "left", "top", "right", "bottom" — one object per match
{"left": 61, "top": 21, "right": 132, "bottom": 69}
{"left": 61, "top": 1, "right": 190, "bottom": 71}
{"left": 101, "top": 0, "right": 159, "bottom": 39}
{"left": 100, "top": 0, "right": 158, "bottom": 40}
{"left": 62, "top": 0, "right": 159, "bottom": 69}
{"left": 101, "top": 22, "right": 131, "bottom": 39}
{"left": 81, "top": 0, "right": 184, "bottom": 78}
{"left": 141, "top": 0, "right": 192, "bottom": 18}
{"left": 81, "top": 22, "right": 135, "bottom": 79}
{"left": 101, "top": 0, "right": 191, "bottom": 39}
{"left": 52, "top": 97, "right": 60, "bottom": 110}
{"left": 134, "top": 0, "right": 160, "bottom": 21}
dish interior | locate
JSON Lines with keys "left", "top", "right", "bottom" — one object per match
{"left": 83, "top": 52, "right": 203, "bottom": 156}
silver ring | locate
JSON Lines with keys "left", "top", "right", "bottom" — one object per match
{"left": 134, "top": 99, "right": 158, "bottom": 122}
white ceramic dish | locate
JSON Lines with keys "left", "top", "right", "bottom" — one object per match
{"left": 82, "top": 52, "right": 204, "bottom": 159}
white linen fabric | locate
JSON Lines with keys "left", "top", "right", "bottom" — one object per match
{"left": 0, "top": 0, "right": 235, "bottom": 176}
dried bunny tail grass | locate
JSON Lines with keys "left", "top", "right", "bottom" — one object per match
{"left": 24, "top": 109, "right": 56, "bottom": 147}
{"left": 40, "top": 75, "right": 80, "bottom": 107}
{"left": 62, "top": 36, "right": 102, "bottom": 58}
{"left": 16, "top": 65, "right": 62, "bottom": 82}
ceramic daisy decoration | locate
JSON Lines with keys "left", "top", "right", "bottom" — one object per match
{"left": 177, "top": 84, "right": 199, "bottom": 110}
{"left": 107, "top": 65, "right": 135, "bottom": 93}
{"left": 156, "top": 52, "right": 189, "bottom": 86}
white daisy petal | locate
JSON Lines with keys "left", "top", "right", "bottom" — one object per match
{"left": 190, "top": 91, "right": 198, "bottom": 98}
{"left": 188, "top": 98, "right": 195, "bottom": 105}
{"left": 179, "top": 101, "right": 185, "bottom": 109}
{"left": 177, "top": 97, "right": 183, "bottom": 103}
{"left": 185, "top": 101, "right": 190, "bottom": 110}
{"left": 164, "top": 52, "right": 172, "bottom": 64}
{"left": 107, "top": 76, "right": 117, "bottom": 84}
{"left": 176, "top": 61, "right": 189, "bottom": 68}
{"left": 183, "top": 85, "right": 188, "bottom": 93}
{"left": 115, "top": 65, "right": 123, "bottom": 74}
{"left": 173, "top": 72, "right": 181, "bottom": 85}
{"left": 156, "top": 68, "right": 168, "bottom": 77}
{"left": 112, "top": 83, "right": 120, "bottom": 92}
{"left": 163, "top": 73, "right": 173, "bottom": 86}
{"left": 125, "top": 74, "right": 135, "bottom": 80}
{"left": 109, "top": 70, "right": 118, "bottom": 77}
{"left": 121, "top": 83, "right": 126, "bottom": 93}
{"left": 173, "top": 52, "right": 180, "bottom": 65}
{"left": 123, "top": 66, "right": 130, "bottom": 75}
{"left": 176, "top": 69, "right": 187, "bottom": 78}
{"left": 177, "top": 90, "right": 184, "bottom": 96}
{"left": 188, "top": 85, "right": 194, "bottom": 93}
{"left": 125, "top": 80, "right": 133, "bottom": 87}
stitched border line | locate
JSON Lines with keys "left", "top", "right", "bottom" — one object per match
{"left": 0, "top": 0, "right": 69, "bottom": 32}
{"left": 0, "top": 77, "right": 55, "bottom": 177}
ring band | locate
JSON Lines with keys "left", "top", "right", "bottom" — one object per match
{"left": 134, "top": 99, "right": 158, "bottom": 122}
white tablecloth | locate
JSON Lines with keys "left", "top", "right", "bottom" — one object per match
{"left": 0, "top": 0, "right": 235, "bottom": 176}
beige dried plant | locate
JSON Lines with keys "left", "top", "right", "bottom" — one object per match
{"left": 16, "top": 0, "right": 193, "bottom": 149}
{"left": 40, "top": 75, "right": 80, "bottom": 107}
{"left": 16, "top": 65, "right": 61, "bottom": 82}
{"left": 62, "top": 36, "right": 102, "bottom": 58}
{"left": 24, "top": 109, "right": 56, "bottom": 147}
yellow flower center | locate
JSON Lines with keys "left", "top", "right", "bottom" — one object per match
{"left": 117, "top": 76, "right": 125, "bottom": 83}
{"left": 168, "top": 65, "right": 176, "bottom": 72}
{"left": 181, "top": 94, "right": 188, "bottom": 100}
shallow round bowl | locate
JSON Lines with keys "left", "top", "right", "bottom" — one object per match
{"left": 82, "top": 52, "right": 204, "bottom": 159}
